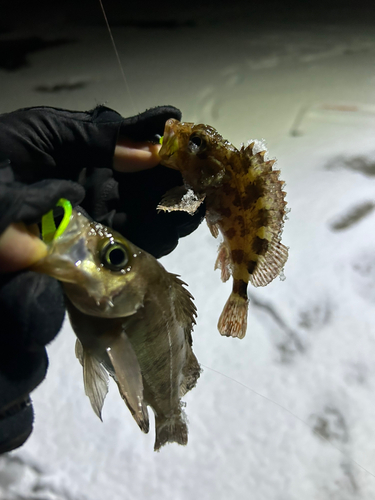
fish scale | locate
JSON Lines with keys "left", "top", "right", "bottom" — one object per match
{"left": 158, "top": 119, "right": 288, "bottom": 339}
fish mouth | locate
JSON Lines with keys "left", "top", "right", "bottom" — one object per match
{"left": 158, "top": 118, "right": 179, "bottom": 167}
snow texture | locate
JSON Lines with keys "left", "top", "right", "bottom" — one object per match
{"left": 2, "top": 5, "right": 375, "bottom": 499}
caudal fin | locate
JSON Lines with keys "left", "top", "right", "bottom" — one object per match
{"left": 217, "top": 292, "right": 249, "bottom": 339}
{"left": 154, "top": 411, "right": 188, "bottom": 451}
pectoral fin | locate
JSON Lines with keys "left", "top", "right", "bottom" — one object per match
{"left": 249, "top": 239, "right": 289, "bottom": 287}
{"left": 157, "top": 186, "right": 205, "bottom": 215}
{"left": 106, "top": 331, "right": 149, "bottom": 434}
{"left": 75, "top": 339, "right": 109, "bottom": 421}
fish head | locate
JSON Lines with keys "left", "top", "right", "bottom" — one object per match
{"left": 32, "top": 211, "right": 151, "bottom": 318}
{"left": 159, "top": 119, "right": 235, "bottom": 191}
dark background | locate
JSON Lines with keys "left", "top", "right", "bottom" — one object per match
{"left": 2, "top": 0, "right": 375, "bottom": 32}
{"left": 2, "top": 0, "right": 375, "bottom": 73}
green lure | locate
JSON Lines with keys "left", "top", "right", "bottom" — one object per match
{"left": 41, "top": 198, "right": 72, "bottom": 244}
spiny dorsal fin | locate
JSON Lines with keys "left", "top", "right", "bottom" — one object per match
{"left": 241, "top": 143, "right": 274, "bottom": 176}
{"left": 214, "top": 241, "right": 231, "bottom": 282}
{"left": 241, "top": 142, "right": 289, "bottom": 285}
{"left": 170, "top": 274, "right": 197, "bottom": 331}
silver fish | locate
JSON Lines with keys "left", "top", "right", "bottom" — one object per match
{"left": 32, "top": 209, "right": 201, "bottom": 451}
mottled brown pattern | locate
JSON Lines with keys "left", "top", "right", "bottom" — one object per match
{"left": 247, "top": 261, "right": 257, "bottom": 274}
{"left": 252, "top": 207, "right": 269, "bottom": 226}
{"left": 235, "top": 215, "right": 246, "bottom": 237}
{"left": 158, "top": 119, "right": 289, "bottom": 338}
{"left": 233, "top": 279, "right": 248, "bottom": 299}
{"left": 231, "top": 249, "right": 244, "bottom": 264}
{"left": 220, "top": 206, "right": 232, "bottom": 218}
{"left": 225, "top": 227, "right": 237, "bottom": 240}
{"left": 243, "top": 181, "right": 263, "bottom": 208}
{"left": 222, "top": 183, "right": 233, "bottom": 196}
{"left": 252, "top": 236, "right": 269, "bottom": 255}
{"left": 232, "top": 192, "right": 242, "bottom": 207}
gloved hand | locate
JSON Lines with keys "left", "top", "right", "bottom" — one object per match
{"left": 0, "top": 105, "right": 204, "bottom": 454}
{"left": 0, "top": 171, "right": 85, "bottom": 454}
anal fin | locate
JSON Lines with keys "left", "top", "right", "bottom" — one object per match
{"left": 214, "top": 242, "right": 232, "bottom": 282}
{"left": 207, "top": 220, "right": 220, "bottom": 238}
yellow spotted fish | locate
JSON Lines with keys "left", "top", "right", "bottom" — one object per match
{"left": 158, "top": 119, "right": 288, "bottom": 339}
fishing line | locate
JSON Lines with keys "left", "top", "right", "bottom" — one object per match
{"left": 98, "top": 0, "right": 137, "bottom": 114}
{"left": 202, "top": 363, "right": 375, "bottom": 480}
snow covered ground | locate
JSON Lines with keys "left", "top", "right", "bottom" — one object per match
{"left": 2, "top": 3, "right": 375, "bottom": 499}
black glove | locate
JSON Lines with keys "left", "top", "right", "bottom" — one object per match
{"left": 0, "top": 156, "right": 85, "bottom": 453}
{"left": 0, "top": 105, "right": 204, "bottom": 454}
{"left": 77, "top": 106, "right": 204, "bottom": 257}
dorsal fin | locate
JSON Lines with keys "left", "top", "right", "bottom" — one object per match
{"left": 241, "top": 143, "right": 274, "bottom": 176}
{"left": 169, "top": 275, "right": 201, "bottom": 399}
{"left": 241, "top": 143, "right": 289, "bottom": 286}
{"left": 170, "top": 274, "right": 197, "bottom": 332}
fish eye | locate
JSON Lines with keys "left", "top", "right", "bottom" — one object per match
{"left": 189, "top": 134, "right": 205, "bottom": 153}
{"left": 100, "top": 241, "right": 129, "bottom": 271}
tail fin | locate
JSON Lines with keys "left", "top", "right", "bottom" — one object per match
{"left": 218, "top": 292, "right": 248, "bottom": 339}
{"left": 154, "top": 411, "right": 188, "bottom": 451}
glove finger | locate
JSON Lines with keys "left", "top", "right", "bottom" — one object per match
{"left": 0, "top": 179, "right": 85, "bottom": 233}
{"left": 16, "top": 179, "right": 85, "bottom": 225}
{"left": 0, "top": 346, "right": 48, "bottom": 454}
{"left": 0, "top": 397, "right": 34, "bottom": 454}
{"left": 119, "top": 106, "right": 182, "bottom": 142}
{"left": 0, "top": 271, "right": 65, "bottom": 348}
{"left": 0, "top": 346, "right": 48, "bottom": 408}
